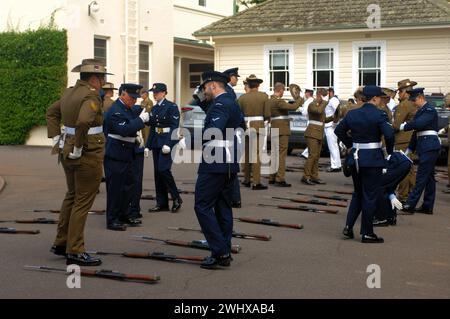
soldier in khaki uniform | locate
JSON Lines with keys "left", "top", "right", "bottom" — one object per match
{"left": 393, "top": 79, "right": 418, "bottom": 201}
{"left": 302, "top": 88, "right": 334, "bottom": 185}
{"left": 380, "top": 88, "right": 394, "bottom": 122}
{"left": 238, "top": 75, "right": 270, "bottom": 190}
{"left": 341, "top": 87, "right": 365, "bottom": 118}
{"left": 140, "top": 88, "right": 154, "bottom": 144}
{"left": 101, "top": 82, "right": 117, "bottom": 112}
{"left": 268, "top": 82, "right": 304, "bottom": 186}
{"left": 46, "top": 59, "right": 110, "bottom": 266}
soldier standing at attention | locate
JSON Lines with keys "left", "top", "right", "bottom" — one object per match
{"left": 146, "top": 83, "right": 182, "bottom": 213}
{"left": 302, "top": 88, "right": 333, "bottom": 185}
{"left": 238, "top": 75, "right": 270, "bottom": 190}
{"left": 194, "top": 71, "right": 244, "bottom": 269}
{"left": 140, "top": 88, "right": 154, "bottom": 145}
{"left": 268, "top": 83, "right": 303, "bottom": 187}
{"left": 103, "top": 83, "right": 148, "bottom": 231}
{"left": 101, "top": 82, "right": 117, "bottom": 113}
{"left": 324, "top": 88, "right": 342, "bottom": 172}
{"left": 46, "top": 59, "right": 109, "bottom": 266}
{"left": 393, "top": 79, "right": 418, "bottom": 202}
{"left": 335, "top": 85, "right": 394, "bottom": 244}
{"left": 400, "top": 88, "right": 441, "bottom": 215}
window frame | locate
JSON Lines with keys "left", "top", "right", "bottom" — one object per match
{"left": 263, "top": 44, "right": 295, "bottom": 95}
{"left": 352, "top": 40, "right": 386, "bottom": 91}
{"left": 306, "top": 43, "right": 339, "bottom": 95}
{"left": 139, "top": 42, "right": 152, "bottom": 90}
{"left": 93, "top": 36, "right": 109, "bottom": 72}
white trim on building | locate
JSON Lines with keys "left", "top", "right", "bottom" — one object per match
{"left": 263, "top": 44, "right": 295, "bottom": 95}
{"left": 352, "top": 40, "right": 387, "bottom": 93}
{"left": 306, "top": 42, "right": 339, "bottom": 95}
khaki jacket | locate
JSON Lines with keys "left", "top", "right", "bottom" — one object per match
{"left": 304, "top": 99, "right": 333, "bottom": 140}
{"left": 102, "top": 97, "right": 114, "bottom": 113}
{"left": 268, "top": 95, "right": 303, "bottom": 136}
{"left": 393, "top": 99, "right": 416, "bottom": 145}
{"left": 238, "top": 91, "right": 270, "bottom": 131}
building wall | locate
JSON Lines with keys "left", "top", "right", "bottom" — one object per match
{"left": 213, "top": 28, "right": 450, "bottom": 99}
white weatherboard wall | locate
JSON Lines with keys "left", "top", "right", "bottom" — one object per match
{"left": 213, "top": 28, "right": 450, "bottom": 99}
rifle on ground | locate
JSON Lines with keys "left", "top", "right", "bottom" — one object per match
{"left": 234, "top": 217, "right": 303, "bottom": 229}
{"left": 0, "top": 218, "right": 58, "bottom": 224}
{"left": 258, "top": 203, "right": 339, "bottom": 214}
{"left": 272, "top": 196, "right": 347, "bottom": 208}
{"left": 132, "top": 235, "right": 242, "bottom": 254}
{"left": 24, "top": 265, "right": 160, "bottom": 284}
{"left": 168, "top": 226, "right": 271, "bottom": 241}
{"left": 0, "top": 228, "right": 40, "bottom": 235}
{"left": 87, "top": 250, "right": 206, "bottom": 264}
{"left": 317, "top": 189, "right": 354, "bottom": 195}
{"left": 292, "top": 192, "right": 349, "bottom": 202}
{"left": 144, "top": 189, "right": 195, "bottom": 195}
{"left": 26, "top": 209, "right": 105, "bottom": 215}
{"left": 140, "top": 195, "right": 157, "bottom": 200}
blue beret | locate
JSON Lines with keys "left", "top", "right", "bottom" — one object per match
{"left": 149, "top": 83, "right": 167, "bottom": 93}
{"left": 201, "top": 71, "right": 229, "bottom": 87}
{"left": 408, "top": 88, "right": 425, "bottom": 101}
{"left": 119, "top": 83, "right": 143, "bottom": 98}
{"left": 222, "top": 67, "right": 240, "bottom": 77}
{"left": 363, "top": 85, "right": 384, "bottom": 98}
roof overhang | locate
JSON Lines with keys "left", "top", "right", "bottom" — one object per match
{"left": 174, "top": 37, "right": 214, "bottom": 51}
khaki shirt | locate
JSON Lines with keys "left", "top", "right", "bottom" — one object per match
{"left": 393, "top": 98, "right": 416, "bottom": 145}
{"left": 267, "top": 95, "right": 303, "bottom": 136}
{"left": 304, "top": 99, "right": 332, "bottom": 140}
{"left": 140, "top": 98, "right": 154, "bottom": 144}
{"left": 102, "top": 97, "right": 114, "bottom": 113}
{"left": 238, "top": 91, "right": 270, "bottom": 131}
{"left": 46, "top": 80, "right": 105, "bottom": 163}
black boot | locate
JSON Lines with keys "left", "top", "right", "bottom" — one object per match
{"left": 172, "top": 197, "right": 183, "bottom": 213}
{"left": 342, "top": 226, "right": 354, "bottom": 239}
{"left": 50, "top": 245, "right": 67, "bottom": 257}
{"left": 148, "top": 205, "right": 170, "bottom": 213}
{"left": 361, "top": 233, "right": 384, "bottom": 243}
{"left": 66, "top": 252, "right": 102, "bottom": 266}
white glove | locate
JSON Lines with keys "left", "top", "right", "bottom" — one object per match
{"left": 139, "top": 110, "right": 150, "bottom": 123}
{"left": 68, "top": 146, "right": 83, "bottom": 159}
{"left": 438, "top": 128, "right": 446, "bottom": 135}
{"left": 162, "top": 145, "right": 171, "bottom": 154}
{"left": 389, "top": 195, "right": 403, "bottom": 210}
{"left": 386, "top": 154, "right": 391, "bottom": 161}
{"left": 404, "top": 148, "right": 411, "bottom": 156}
{"left": 144, "top": 148, "right": 150, "bottom": 158}
{"left": 135, "top": 131, "right": 145, "bottom": 148}
{"left": 52, "top": 135, "right": 60, "bottom": 147}
{"left": 399, "top": 122, "right": 407, "bottom": 131}
{"left": 194, "top": 86, "right": 206, "bottom": 101}
{"left": 178, "top": 137, "right": 186, "bottom": 150}
{"left": 382, "top": 168, "right": 387, "bottom": 174}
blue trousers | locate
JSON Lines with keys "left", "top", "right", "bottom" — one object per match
{"left": 128, "top": 153, "right": 144, "bottom": 217}
{"left": 195, "top": 173, "right": 234, "bottom": 258}
{"left": 104, "top": 156, "right": 134, "bottom": 225}
{"left": 346, "top": 167, "right": 382, "bottom": 235}
{"left": 231, "top": 175, "right": 241, "bottom": 203}
{"left": 152, "top": 149, "right": 179, "bottom": 207}
{"left": 407, "top": 150, "right": 439, "bottom": 210}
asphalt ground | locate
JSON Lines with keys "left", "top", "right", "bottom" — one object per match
{"left": 0, "top": 145, "right": 449, "bottom": 299}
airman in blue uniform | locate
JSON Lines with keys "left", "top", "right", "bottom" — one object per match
{"left": 146, "top": 83, "right": 182, "bottom": 213}
{"left": 194, "top": 71, "right": 244, "bottom": 269}
{"left": 103, "top": 83, "right": 148, "bottom": 231}
{"left": 335, "top": 85, "right": 394, "bottom": 243}
{"left": 400, "top": 88, "right": 441, "bottom": 215}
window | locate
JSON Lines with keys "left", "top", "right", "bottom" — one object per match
{"left": 139, "top": 43, "right": 150, "bottom": 90}
{"left": 307, "top": 43, "right": 339, "bottom": 93}
{"left": 199, "top": 0, "right": 206, "bottom": 7}
{"left": 189, "top": 63, "right": 213, "bottom": 88}
{"left": 352, "top": 41, "right": 386, "bottom": 90}
{"left": 264, "top": 45, "right": 294, "bottom": 92}
{"left": 94, "top": 37, "right": 107, "bottom": 65}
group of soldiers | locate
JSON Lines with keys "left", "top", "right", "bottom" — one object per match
{"left": 45, "top": 57, "right": 449, "bottom": 268}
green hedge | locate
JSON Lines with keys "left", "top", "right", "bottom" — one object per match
{"left": 0, "top": 28, "right": 67, "bottom": 144}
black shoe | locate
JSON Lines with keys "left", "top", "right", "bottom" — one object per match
{"left": 171, "top": 197, "right": 183, "bottom": 213}
{"left": 342, "top": 226, "right": 354, "bottom": 239}
{"left": 274, "top": 181, "right": 292, "bottom": 187}
{"left": 148, "top": 205, "right": 170, "bottom": 213}
{"left": 388, "top": 217, "right": 397, "bottom": 226}
{"left": 241, "top": 181, "right": 251, "bottom": 187}
{"left": 326, "top": 167, "right": 342, "bottom": 173}
{"left": 361, "top": 233, "right": 384, "bottom": 243}
{"left": 107, "top": 222, "right": 127, "bottom": 231}
{"left": 101, "top": 177, "right": 106, "bottom": 183}
{"left": 120, "top": 218, "right": 142, "bottom": 227}
{"left": 252, "top": 184, "right": 268, "bottom": 190}
{"left": 66, "top": 252, "right": 102, "bottom": 266}
{"left": 414, "top": 206, "right": 433, "bottom": 215}
{"left": 399, "top": 204, "right": 415, "bottom": 215}
{"left": 311, "top": 179, "right": 326, "bottom": 185}
{"left": 231, "top": 201, "right": 241, "bottom": 208}
{"left": 50, "top": 245, "right": 67, "bottom": 257}
{"left": 200, "top": 254, "right": 232, "bottom": 269}
{"left": 135, "top": 213, "right": 143, "bottom": 219}
{"left": 268, "top": 180, "right": 275, "bottom": 185}
{"left": 373, "top": 218, "right": 389, "bottom": 227}
{"left": 301, "top": 178, "right": 315, "bottom": 185}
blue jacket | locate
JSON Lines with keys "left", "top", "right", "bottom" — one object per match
{"left": 103, "top": 99, "right": 145, "bottom": 162}
{"left": 404, "top": 102, "right": 440, "bottom": 154}
{"left": 145, "top": 99, "right": 180, "bottom": 150}
{"left": 335, "top": 103, "right": 394, "bottom": 168}
{"left": 198, "top": 92, "right": 244, "bottom": 174}
{"left": 226, "top": 83, "right": 237, "bottom": 100}
{"left": 130, "top": 105, "right": 146, "bottom": 155}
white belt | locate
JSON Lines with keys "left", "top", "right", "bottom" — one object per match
{"left": 64, "top": 126, "right": 103, "bottom": 135}
{"left": 108, "top": 134, "right": 135, "bottom": 143}
{"left": 417, "top": 130, "right": 438, "bottom": 137}
{"left": 155, "top": 127, "right": 170, "bottom": 134}
{"left": 353, "top": 142, "right": 382, "bottom": 173}
{"left": 205, "top": 140, "right": 234, "bottom": 162}
{"left": 244, "top": 116, "right": 264, "bottom": 122}
{"left": 308, "top": 120, "right": 323, "bottom": 126}
{"left": 271, "top": 116, "right": 291, "bottom": 121}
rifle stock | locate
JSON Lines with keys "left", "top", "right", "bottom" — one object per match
{"left": 236, "top": 217, "right": 303, "bottom": 230}
{"left": 273, "top": 196, "right": 347, "bottom": 208}
{"left": 0, "top": 228, "right": 40, "bottom": 234}
{"left": 168, "top": 227, "right": 271, "bottom": 241}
